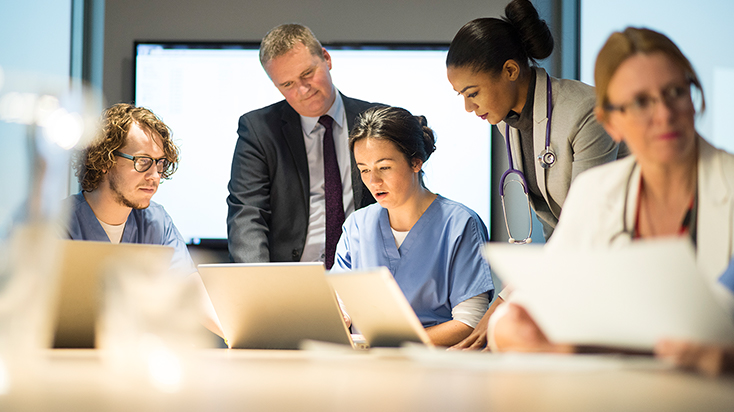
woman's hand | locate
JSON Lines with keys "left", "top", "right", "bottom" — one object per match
{"left": 336, "top": 293, "right": 351, "bottom": 328}
{"left": 425, "top": 320, "right": 473, "bottom": 347}
{"left": 491, "top": 303, "right": 573, "bottom": 353}
{"left": 448, "top": 296, "right": 504, "bottom": 351}
{"left": 448, "top": 317, "right": 489, "bottom": 350}
{"left": 655, "top": 339, "right": 734, "bottom": 376}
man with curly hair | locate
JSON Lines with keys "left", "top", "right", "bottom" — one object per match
{"left": 62, "top": 103, "right": 193, "bottom": 270}
{"left": 62, "top": 103, "right": 223, "bottom": 337}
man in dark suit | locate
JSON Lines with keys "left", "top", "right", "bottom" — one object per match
{"left": 227, "top": 23, "right": 379, "bottom": 267}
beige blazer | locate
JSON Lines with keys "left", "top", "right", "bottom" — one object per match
{"left": 497, "top": 68, "right": 620, "bottom": 237}
{"left": 549, "top": 135, "right": 734, "bottom": 310}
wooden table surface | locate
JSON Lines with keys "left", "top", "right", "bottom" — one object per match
{"left": 1, "top": 347, "right": 732, "bottom": 411}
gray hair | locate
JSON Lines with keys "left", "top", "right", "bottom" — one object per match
{"left": 259, "top": 23, "right": 324, "bottom": 67}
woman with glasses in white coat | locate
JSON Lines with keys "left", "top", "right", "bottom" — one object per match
{"left": 490, "top": 27, "right": 734, "bottom": 375}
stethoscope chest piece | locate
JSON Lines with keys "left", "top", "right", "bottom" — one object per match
{"left": 537, "top": 148, "right": 556, "bottom": 169}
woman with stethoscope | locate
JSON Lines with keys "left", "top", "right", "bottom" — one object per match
{"left": 447, "top": 0, "right": 625, "bottom": 244}
{"left": 445, "top": 0, "right": 625, "bottom": 350}
{"left": 487, "top": 27, "right": 734, "bottom": 375}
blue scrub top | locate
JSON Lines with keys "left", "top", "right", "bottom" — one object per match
{"left": 333, "top": 195, "right": 494, "bottom": 327}
{"left": 720, "top": 258, "right": 734, "bottom": 294}
{"left": 62, "top": 192, "right": 196, "bottom": 276}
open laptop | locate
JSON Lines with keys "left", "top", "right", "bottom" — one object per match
{"left": 483, "top": 239, "right": 734, "bottom": 351}
{"left": 53, "top": 240, "right": 175, "bottom": 348}
{"left": 197, "top": 262, "right": 355, "bottom": 349}
{"left": 327, "top": 268, "right": 434, "bottom": 348}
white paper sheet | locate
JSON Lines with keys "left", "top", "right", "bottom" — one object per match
{"left": 483, "top": 239, "right": 734, "bottom": 350}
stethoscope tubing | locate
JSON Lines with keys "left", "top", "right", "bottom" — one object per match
{"left": 499, "top": 73, "right": 554, "bottom": 192}
{"left": 498, "top": 72, "right": 554, "bottom": 243}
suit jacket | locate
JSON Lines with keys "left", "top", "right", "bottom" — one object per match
{"left": 227, "top": 93, "right": 379, "bottom": 263}
{"left": 548, "top": 135, "right": 734, "bottom": 311}
{"left": 497, "top": 67, "right": 622, "bottom": 238}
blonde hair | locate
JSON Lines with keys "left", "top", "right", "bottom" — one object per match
{"left": 259, "top": 23, "right": 324, "bottom": 67}
{"left": 594, "top": 27, "right": 704, "bottom": 114}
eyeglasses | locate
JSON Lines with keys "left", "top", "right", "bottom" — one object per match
{"left": 113, "top": 150, "right": 171, "bottom": 174}
{"left": 604, "top": 82, "right": 692, "bottom": 121}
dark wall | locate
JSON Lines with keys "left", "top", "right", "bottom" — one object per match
{"left": 103, "top": 0, "right": 516, "bottom": 105}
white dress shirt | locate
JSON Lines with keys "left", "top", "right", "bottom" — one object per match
{"left": 299, "top": 90, "right": 355, "bottom": 263}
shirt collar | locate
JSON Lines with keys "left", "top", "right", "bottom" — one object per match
{"left": 503, "top": 73, "right": 536, "bottom": 129}
{"left": 301, "top": 88, "right": 345, "bottom": 133}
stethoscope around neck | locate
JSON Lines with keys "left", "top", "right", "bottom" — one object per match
{"left": 499, "top": 73, "right": 555, "bottom": 244}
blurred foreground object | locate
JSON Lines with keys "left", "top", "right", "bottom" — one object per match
{"left": 0, "top": 66, "right": 101, "bottom": 394}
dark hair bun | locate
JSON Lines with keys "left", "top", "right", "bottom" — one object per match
{"left": 447, "top": 0, "right": 553, "bottom": 74}
{"left": 415, "top": 115, "right": 436, "bottom": 161}
{"left": 504, "top": 0, "right": 553, "bottom": 61}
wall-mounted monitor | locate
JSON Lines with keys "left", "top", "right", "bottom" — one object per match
{"left": 134, "top": 41, "right": 491, "bottom": 244}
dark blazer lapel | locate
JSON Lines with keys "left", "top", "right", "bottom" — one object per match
{"left": 280, "top": 103, "right": 310, "bottom": 210}
{"left": 343, "top": 93, "right": 360, "bottom": 131}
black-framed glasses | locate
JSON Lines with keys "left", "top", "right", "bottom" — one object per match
{"left": 113, "top": 150, "right": 171, "bottom": 174}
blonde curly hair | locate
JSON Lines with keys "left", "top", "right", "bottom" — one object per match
{"left": 73, "top": 103, "right": 180, "bottom": 191}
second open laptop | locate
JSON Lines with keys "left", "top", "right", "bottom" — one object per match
{"left": 327, "top": 267, "right": 434, "bottom": 348}
{"left": 53, "top": 240, "right": 175, "bottom": 348}
{"left": 197, "top": 262, "right": 355, "bottom": 349}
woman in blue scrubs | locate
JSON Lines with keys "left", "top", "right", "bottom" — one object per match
{"left": 333, "top": 106, "right": 494, "bottom": 347}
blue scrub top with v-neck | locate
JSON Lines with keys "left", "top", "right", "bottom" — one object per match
{"left": 62, "top": 192, "right": 196, "bottom": 276}
{"left": 333, "top": 195, "right": 494, "bottom": 327}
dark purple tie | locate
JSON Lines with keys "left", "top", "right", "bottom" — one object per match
{"left": 319, "top": 115, "right": 345, "bottom": 269}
